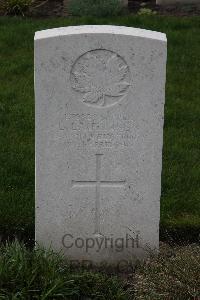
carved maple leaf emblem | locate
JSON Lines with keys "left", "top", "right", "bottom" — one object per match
{"left": 71, "top": 50, "right": 130, "bottom": 107}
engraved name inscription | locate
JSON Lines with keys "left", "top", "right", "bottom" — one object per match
{"left": 60, "top": 113, "right": 138, "bottom": 149}
{"left": 70, "top": 49, "right": 131, "bottom": 108}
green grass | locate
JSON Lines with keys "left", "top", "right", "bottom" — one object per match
{"left": 0, "top": 240, "right": 199, "bottom": 299}
{"left": 0, "top": 240, "right": 130, "bottom": 299}
{"left": 0, "top": 16, "right": 200, "bottom": 242}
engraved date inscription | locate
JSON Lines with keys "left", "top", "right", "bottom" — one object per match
{"left": 60, "top": 113, "right": 138, "bottom": 149}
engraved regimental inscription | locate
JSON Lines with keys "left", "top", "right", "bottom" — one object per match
{"left": 60, "top": 112, "right": 138, "bottom": 149}
{"left": 70, "top": 49, "right": 131, "bottom": 108}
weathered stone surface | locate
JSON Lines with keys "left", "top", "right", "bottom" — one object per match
{"left": 157, "top": 0, "right": 199, "bottom": 5}
{"left": 35, "top": 25, "right": 167, "bottom": 264}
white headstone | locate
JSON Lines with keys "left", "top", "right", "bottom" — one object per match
{"left": 35, "top": 25, "right": 167, "bottom": 264}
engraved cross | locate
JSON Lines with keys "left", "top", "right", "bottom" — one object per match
{"left": 71, "top": 154, "right": 125, "bottom": 236}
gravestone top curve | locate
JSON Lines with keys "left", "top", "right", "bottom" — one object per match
{"left": 35, "top": 25, "right": 166, "bottom": 42}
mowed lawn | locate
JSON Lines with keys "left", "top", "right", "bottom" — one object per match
{"left": 0, "top": 16, "right": 199, "bottom": 242}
